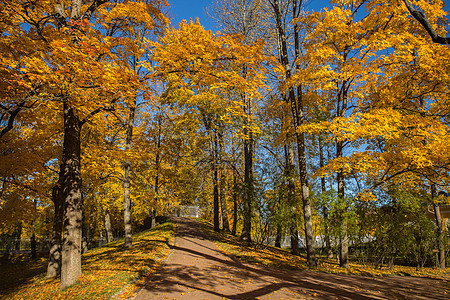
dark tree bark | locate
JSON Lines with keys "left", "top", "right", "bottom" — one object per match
{"left": 213, "top": 128, "right": 221, "bottom": 232}
{"left": 220, "top": 171, "right": 230, "bottom": 232}
{"left": 123, "top": 103, "right": 136, "bottom": 249}
{"left": 290, "top": 225, "right": 300, "bottom": 255}
{"left": 56, "top": 0, "right": 109, "bottom": 289}
{"left": 153, "top": 113, "right": 162, "bottom": 228}
{"left": 275, "top": 224, "right": 282, "bottom": 248}
{"left": 202, "top": 112, "right": 220, "bottom": 232}
{"left": 432, "top": 185, "right": 446, "bottom": 269}
{"left": 213, "top": 159, "right": 220, "bottom": 232}
{"left": 272, "top": 0, "right": 315, "bottom": 265}
{"left": 403, "top": 0, "right": 450, "bottom": 45}
{"left": 231, "top": 171, "right": 238, "bottom": 236}
{"left": 336, "top": 141, "right": 349, "bottom": 268}
{"left": 218, "top": 126, "right": 230, "bottom": 233}
{"left": 14, "top": 225, "right": 22, "bottom": 251}
{"left": 47, "top": 181, "right": 64, "bottom": 278}
{"left": 81, "top": 212, "right": 88, "bottom": 254}
{"left": 319, "top": 136, "right": 333, "bottom": 259}
{"left": 292, "top": 0, "right": 316, "bottom": 266}
{"left": 275, "top": 189, "right": 283, "bottom": 248}
{"left": 336, "top": 76, "right": 349, "bottom": 268}
{"left": 241, "top": 90, "right": 254, "bottom": 242}
{"left": 0, "top": 101, "right": 30, "bottom": 139}
{"left": 284, "top": 141, "right": 300, "bottom": 255}
{"left": 60, "top": 103, "right": 83, "bottom": 290}
{"left": 30, "top": 220, "right": 37, "bottom": 259}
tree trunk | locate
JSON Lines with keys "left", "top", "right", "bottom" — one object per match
{"left": 319, "top": 136, "right": 333, "bottom": 259}
{"left": 81, "top": 213, "right": 88, "bottom": 254}
{"left": 123, "top": 103, "right": 136, "bottom": 249}
{"left": 336, "top": 75, "right": 349, "bottom": 268}
{"left": 275, "top": 224, "right": 282, "bottom": 248}
{"left": 202, "top": 114, "right": 220, "bottom": 232}
{"left": 295, "top": 109, "right": 315, "bottom": 264}
{"left": 432, "top": 185, "right": 446, "bottom": 269}
{"left": 57, "top": 0, "right": 106, "bottom": 288}
{"left": 293, "top": 0, "right": 315, "bottom": 266}
{"left": 296, "top": 127, "right": 315, "bottom": 263}
{"left": 241, "top": 88, "right": 253, "bottom": 242}
{"left": 60, "top": 103, "right": 83, "bottom": 290}
{"left": 153, "top": 113, "right": 162, "bottom": 228}
{"left": 337, "top": 149, "right": 349, "bottom": 268}
{"left": 339, "top": 217, "right": 349, "bottom": 268}
{"left": 213, "top": 161, "right": 220, "bottom": 232}
{"left": 30, "top": 220, "right": 36, "bottom": 259}
{"left": 275, "top": 190, "right": 283, "bottom": 248}
{"left": 285, "top": 141, "right": 299, "bottom": 255}
{"left": 14, "top": 223, "right": 22, "bottom": 251}
{"left": 273, "top": 0, "right": 315, "bottom": 265}
{"left": 213, "top": 129, "right": 220, "bottom": 232}
{"left": 290, "top": 225, "right": 300, "bottom": 255}
{"left": 123, "top": 156, "right": 132, "bottom": 249}
{"left": 104, "top": 208, "right": 113, "bottom": 243}
{"left": 232, "top": 171, "right": 238, "bottom": 236}
{"left": 220, "top": 171, "right": 230, "bottom": 232}
{"left": 47, "top": 182, "right": 63, "bottom": 278}
{"left": 218, "top": 127, "right": 230, "bottom": 232}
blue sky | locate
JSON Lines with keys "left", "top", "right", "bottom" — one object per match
{"left": 167, "top": 0, "right": 330, "bottom": 31}
{"left": 167, "top": 0, "right": 216, "bottom": 30}
{"left": 167, "top": 0, "right": 450, "bottom": 31}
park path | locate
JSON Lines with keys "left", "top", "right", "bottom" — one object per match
{"left": 134, "top": 218, "right": 448, "bottom": 300}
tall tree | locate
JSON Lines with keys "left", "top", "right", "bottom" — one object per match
{"left": 209, "top": 0, "right": 266, "bottom": 242}
{"left": 1, "top": 0, "right": 168, "bottom": 289}
{"left": 431, "top": 185, "right": 446, "bottom": 269}
{"left": 269, "top": 0, "right": 316, "bottom": 265}
{"left": 298, "top": 0, "right": 450, "bottom": 267}
{"left": 218, "top": 124, "right": 231, "bottom": 232}
{"left": 150, "top": 19, "right": 265, "bottom": 236}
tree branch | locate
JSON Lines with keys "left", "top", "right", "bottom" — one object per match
{"left": 0, "top": 101, "right": 30, "bottom": 139}
{"left": 80, "top": 97, "right": 118, "bottom": 126}
{"left": 403, "top": 0, "right": 450, "bottom": 45}
{"left": 83, "top": 0, "right": 109, "bottom": 21}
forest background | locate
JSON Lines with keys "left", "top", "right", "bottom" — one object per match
{"left": 0, "top": 0, "right": 449, "bottom": 290}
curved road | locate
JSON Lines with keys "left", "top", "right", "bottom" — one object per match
{"left": 134, "top": 217, "right": 448, "bottom": 300}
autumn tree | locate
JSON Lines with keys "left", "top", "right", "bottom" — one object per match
{"left": 209, "top": 0, "right": 268, "bottom": 241}
{"left": 1, "top": 0, "right": 169, "bottom": 289}
{"left": 97, "top": 0, "right": 169, "bottom": 249}
{"left": 149, "top": 19, "right": 265, "bottom": 234}
{"left": 298, "top": 0, "right": 450, "bottom": 267}
{"left": 259, "top": 0, "right": 316, "bottom": 264}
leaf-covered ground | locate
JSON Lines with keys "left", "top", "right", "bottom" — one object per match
{"left": 0, "top": 221, "right": 174, "bottom": 300}
{"left": 201, "top": 220, "right": 449, "bottom": 280}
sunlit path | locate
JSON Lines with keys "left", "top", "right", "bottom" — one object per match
{"left": 134, "top": 218, "right": 448, "bottom": 300}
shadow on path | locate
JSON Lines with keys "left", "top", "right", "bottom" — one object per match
{"left": 135, "top": 217, "right": 448, "bottom": 300}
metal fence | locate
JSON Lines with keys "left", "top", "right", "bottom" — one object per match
{"left": 0, "top": 236, "right": 122, "bottom": 254}
{"left": 0, "top": 238, "right": 49, "bottom": 254}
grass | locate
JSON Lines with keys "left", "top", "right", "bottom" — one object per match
{"left": 0, "top": 220, "right": 175, "bottom": 300}
{"left": 200, "top": 219, "right": 449, "bottom": 280}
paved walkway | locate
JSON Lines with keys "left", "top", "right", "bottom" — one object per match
{"left": 134, "top": 218, "right": 448, "bottom": 300}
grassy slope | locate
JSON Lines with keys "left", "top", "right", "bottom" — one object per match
{"left": 200, "top": 219, "right": 449, "bottom": 279}
{"left": 0, "top": 220, "right": 175, "bottom": 300}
